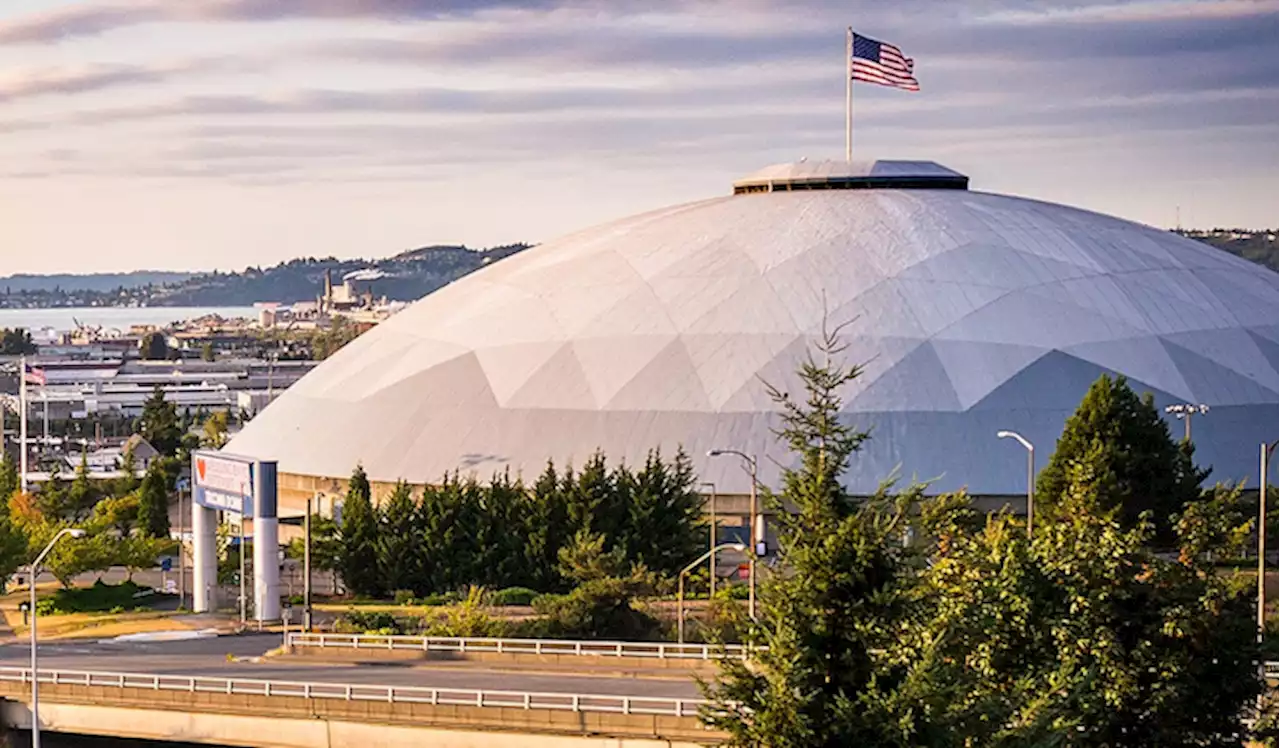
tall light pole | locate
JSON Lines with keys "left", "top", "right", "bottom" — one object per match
{"left": 29, "top": 527, "right": 85, "bottom": 748}
{"left": 698, "top": 482, "right": 718, "bottom": 598}
{"left": 997, "top": 431, "right": 1035, "bottom": 536}
{"left": 678, "top": 543, "right": 745, "bottom": 643}
{"left": 1260, "top": 441, "right": 1277, "bottom": 641}
{"left": 1165, "top": 403, "right": 1209, "bottom": 441}
{"left": 707, "top": 449, "right": 760, "bottom": 620}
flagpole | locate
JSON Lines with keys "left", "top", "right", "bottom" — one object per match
{"left": 19, "top": 355, "right": 27, "bottom": 493}
{"left": 845, "top": 27, "right": 853, "bottom": 162}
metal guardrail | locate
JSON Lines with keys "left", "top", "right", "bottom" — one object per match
{"left": 287, "top": 632, "right": 752, "bottom": 660}
{"left": 0, "top": 667, "right": 706, "bottom": 717}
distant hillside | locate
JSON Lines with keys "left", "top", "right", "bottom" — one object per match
{"left": 0, "top": 271, "right": 195, "bottom": 293}
{"left": 1180, "top": 229, "right": 1278, "bottom": 272}
{"left": 148, "top": 244, "right": 530, "bottom": 306}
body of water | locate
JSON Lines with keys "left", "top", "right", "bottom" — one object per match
{"left": 0, "top": 307, "right": 259, "bottom": 333}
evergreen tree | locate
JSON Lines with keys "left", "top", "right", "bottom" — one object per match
{"left": 36, "top": 462, "right": 70, "bottom": 519}
{"left": 481, "top": 471, "right": 529, "bottom": 589}
{"left": 338, "top": 465, "right": 381, "bottom": 597}
{"left": 620, "top": 448, "right": 704, "bottom": 577}
{"left": 524, "top": 461, "right": 572, "bottom": 591}
{"left": 375, "top": 481, "right": 420, "bottom": 594}
{"left": 703, "top": 323, "right": 918, "bottom": 746}
{"left": 564, "top": 453, "right": 615, "bottom": 540}
{"left": 68, "top": 451, "right": 99, "bottom": 519}
{"left": 138, "top": 386, "right": 182, "bottom": 456}
{"left": 116, "top": 443, "right": 140, "bottom": 497}
{"left": 1036, "top": 374, "right": 1209, "bottom": 538}
{"left": 136, "top": 461, "right": 171, "bottom": 538}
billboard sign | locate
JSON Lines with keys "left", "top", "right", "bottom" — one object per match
{"left": 193, "top": 450, "right": 254, "bottom": 514}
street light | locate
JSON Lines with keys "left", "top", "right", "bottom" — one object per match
{"left": 707, "top": 449, "right": 761, "bottom": 620}
{"left": 997, "top": 431, "right": 1035, "bottom": 536}
{"left": 698, "top": 482, "right": 718, "bottom": 598}
{"left": 678, "top": 543, "right": 746, "bottom": 643}
{"left": 1260, "top": 441, "right": 1278, "bottom": 641}
{"left": 1165, "top": 403, "right": 1209, "bottom": 441}
{"left": 29, "top": 527, "right": 85, "bottom": 748}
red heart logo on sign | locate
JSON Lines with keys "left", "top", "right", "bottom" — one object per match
{"left": 196, "top": 459, "right": 206, "bottom": 481}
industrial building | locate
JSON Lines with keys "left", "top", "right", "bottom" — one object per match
{"left": 225, "top": 160, "right": 1278, "bottom": 511}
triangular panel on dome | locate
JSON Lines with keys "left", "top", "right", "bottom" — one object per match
{"left": 1195, "top": 268, "right": 1280, "bottom": 327}
{"left": 682, "top": 332, "right": 802, "bottom": 410}
{"left": 1115, "top": 269, "right": 1239, "bottom": 333}
{"left": 933, "top": 289, "right": 1147, "bottom": 348}
{"left": 764, "top": 235, "right": 889, "bottom": 330}
{"left": 885, "top": 278, "right": 1011, "bottom": 339}
{"left": 649, "top": 269, "right": 761, "bottom": 332}
{"left": 1160, "top": 340, "right": 1279, "bottom": 405}
{"left": 969, "top": 350, "right": 1171, "bottom": 412}
{"left": 1246, "top": 328, "right": 1279, "bottom": 371}
{"left": 572, "top": 334, "right": 681, "bottom": 407}
{"left": 602, "top": 339, "right": 715, "bottom": 412}
{"left": 1022, "top": 275, "right": 1151, "bottom": 332}
{"left": 505, "top": 343, "right": 598, "bottom": 409}
{"left": 476, "top": 340, "right": 572, "bottom": 405}
{"left": 574, "top": 281, "right": 681, "bottom": 337}
{"left": 1060, "top": 336, "right": 1193, "bottom": 400}
{"left": 433, "top": 280, "right": 564, "bottom": 347}
{"left": 1158, "top": 329, "right": 1278, "bottom": 392}
{"left": 847, "top": 341, "right": 962, "bottom": 412}
{"left": 930, "top": 339, "right": 1048, "bottom": 409}
{"left": 682, "top": 275, "right": 802, "bottom": 336}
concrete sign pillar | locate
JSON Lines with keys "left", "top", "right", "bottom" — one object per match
{"left": 253, "top": 461, "right": 280, "bottom": 622}
{"left": 191, "top": 501, "right": 217, "bottom": 613}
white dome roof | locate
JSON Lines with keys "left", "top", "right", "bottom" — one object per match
{"left": 228, "top": 163, "right": 1278, "bottom": 494}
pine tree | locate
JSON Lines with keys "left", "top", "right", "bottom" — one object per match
{"left": 68, "top": 451, "right": 98, "bottom": 519}
{"left": 525, "top": 461, "right": 571, "bottom": 591}
{"left": 621, "top": 448, "right": 704, "bottom": 577}
{"left": 138, "top": 386, "right": 182, "bottom": 456}
{"left": 1036, "top": 374, "right": 1209, "bottom": 539}
{"left": 702, "top": 322, "right": 918, "bottom": 746}
{"left": 116, "top": 443, "right": 140, "bottom": 497}
{"left": 338, "top": 465, "right": 381, "bottom": 597}
{"left": 136, "top": 461, "right": 171, "bottom": 538}
{"left": 375, "top": 481, "right": 420, "bottom": 595}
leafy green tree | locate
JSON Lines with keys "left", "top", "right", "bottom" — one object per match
{"left": 338, "top": 465, "right": 381, "bottom": 597}
{"left": 375, "top": 481, "right": 420, "bottom": 594}
{"left": 529, "top": 528, "right": 661, "bottom": 640}
{"left": 138, "top": 386, "right": 182, "bottom": 456}
{"left": 886, "top": 453, "right": 1265, "bottom": 746}
{"left": 136, "top": 461, "right": 171, "bottom": 538}
{"left": 0, "top": 451, "right": 18, "bottom": 508}
{"left": 1036, "top": 374, "right": 1208, "bottom": 538}
{"left": 702, "top": 324, "right": 919, "bottom": 746}
{"left": 0, "top": 328, "right": 36, "bottom": 355}
{"left": 0, "top": 516, "right": 27, "bottom": 593}
{"left": 201, "top": 410, "right": 230, "bottom": 449}
{"left": 116, "top": 533, "right": 175, "bottom": 581}
{"left": 139, "top": 331, "right": 169, "bottom": 360}
{"left": 92, "top": 492, "right": 139, "bottom": 536}
{"left": 41, "top": 527, "right": 113, "bottom": 587}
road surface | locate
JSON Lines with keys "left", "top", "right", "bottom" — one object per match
{"left": 0, "top": 634, "right": 702, "bottom": 699}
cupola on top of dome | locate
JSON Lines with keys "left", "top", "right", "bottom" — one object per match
{"left": 732, "top": 159, "right": 968, "bottom": 194}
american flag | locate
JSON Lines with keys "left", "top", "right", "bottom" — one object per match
{"left": 850, "top": 32, "right": 919, "bottom": 91}
{"left": 23, "top": 363, "right": 46, "bottom": 385}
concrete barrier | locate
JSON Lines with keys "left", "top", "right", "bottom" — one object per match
{"left": 0, "top": 678, "right": 726, "bottom": 746}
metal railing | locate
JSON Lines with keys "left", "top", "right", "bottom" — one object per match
{"left": 0, "top": 667, "right": 706, "bottom": 717}
{"left": 286, "top": 632, "right": 752, "bottom": 660}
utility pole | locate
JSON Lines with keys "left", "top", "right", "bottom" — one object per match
{"left": 304, "top": 495, "right": 313, "bottom": 631}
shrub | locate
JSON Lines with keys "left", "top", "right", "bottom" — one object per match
{"left": 491, "top": 587, "right": 538, "bottom": 606}
{"left": 393, "top": 589, "right": 417, "bottom": 606}
{"left": 419, "top": 593, "right": 450, "bottom": 606}
{"left": 334, "top": 609, "right": 403, "bottom": 634}
{"left": 35, "top": 580, "right": 158, "bottom": 616}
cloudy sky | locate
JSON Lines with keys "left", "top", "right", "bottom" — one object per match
{"left": 0, "top": 0, "right": 1275, "bottom": 274}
